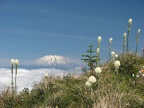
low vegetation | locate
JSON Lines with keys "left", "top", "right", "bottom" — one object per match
{"left": 0, "top": 53, "right": 144, "bottom": 108}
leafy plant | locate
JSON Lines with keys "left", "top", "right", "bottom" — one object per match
{"left": 81, "top": 44, "right": 96, "bottom": 74}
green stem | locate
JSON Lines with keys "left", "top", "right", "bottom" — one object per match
{"left": 11, "top": 65, "right": 14, "bottom": 98}
{"left": 109, "top": 43, "right": 111, "bottom": 61}
{"left": 15, "top": 66, "right": 18, "bottom": 94}
{"left": 127, "top": 24, "right": 131, "bottom": 52}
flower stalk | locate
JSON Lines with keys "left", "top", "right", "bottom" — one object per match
{"left": 96, "top": 36, "right": 102, "bottom": 66}
{"left": 10, "top": 59, "right": 15, "bottom": 97}
{"left": 126, "top": 18, "right": 132, "bottom": 52}
{"left": 123, "top": 33, "right": 127, "bottom": 54}
{"left": 10, "top": 59, "right": 19, "bottom": 97}
{"left": 15, "top": 59, "right": 19, "bottom": 93}
{"left": 109, "top": 38, "right": 113, "bottom": 60}
{"left": 135, "top": 29, "right": 140, "bottom": 54}
{"left": 111, "top": 51, "right": 115, "bottom": 61}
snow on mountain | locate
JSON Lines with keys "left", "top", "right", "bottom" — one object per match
{"left": 34, "top": 55, "right": 78, "bottom": 69}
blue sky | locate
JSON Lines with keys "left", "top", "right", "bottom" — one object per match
{"left": 0, "top": 0, "right": 144, "bottom": 66}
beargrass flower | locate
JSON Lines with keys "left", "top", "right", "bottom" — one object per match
{"left": 123, "top": 33, "right": 127, "bottom": 39}
{"left": 10, "top": 59, "right": 15, "bottom": 66}
{"left": 95, "top": 67, "right": 102, "bottom": 74}
{"left": 88, "top": 76, "right": 96, "bottom": 84}
{"left": 111, "top": 51, "right": 115, "bottom": 56}
{"left": 128, "top": 18, "right": 132, "bottom": 25}
{"left": 138, "top": 29, "right": 140, "bottom": 34}
{"left": 115, "top": 54, "right": 118, "bottom": 59}
{"left": 15, "top": 59, "right": 19, "bottom": 66}
{"left": 85, "top": 81, "right": 92, "bottom": 88}
{"left": 114, "top": 60, "right": 121, "bottom": 70}
{"left": 44, "top": 73, "right": 48, "bottom": 78}
{"left": 97, "top": 36, "right": 102, "bottom": 44}
{"left": 109, "top": 38, "right": 113, "bottom": 44}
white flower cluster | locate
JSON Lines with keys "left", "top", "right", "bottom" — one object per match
{"left": 85, "top": 67, "right": 102, "bottom": 88}
{"left": 44, "top": 73, "right": 49, "bottom": 78}
{"left": 109, "top": 38, "right": 113, "bottom": 44}
{"left": 85, "top": 76, "right": 96, "bottom": 88}
{"left": 97, "top": 36, "right": 102, "bottom": 45}
{"left": 95, "top": 67, "right": 102, "bottom": 74}
{"left": 114, "top": 60, "right": 121, "bottom": 70}
{"left": 128, "top": 18, "right": 132, "bottom": 26}
{"left": 111, "top": 51, "right": 119, "bottom": 61}
{"left": 10, "top": 59, "right": 19, "bottom": 66}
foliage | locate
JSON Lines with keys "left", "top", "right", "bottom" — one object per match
{"left": 81, "top": 44, "right": 96, "bottom": 74}
{"left": 118, "top": 53, "right": 144, "bottom": 78}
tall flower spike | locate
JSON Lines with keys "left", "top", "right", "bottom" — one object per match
{"left": 88, "top": 76, "right": 96, "bottom": 84}
{"left": 127, "top": 18, "right": 132, "bottom": 52}
{"left": 135, "top": 29, "right": 141, "bottom": 54}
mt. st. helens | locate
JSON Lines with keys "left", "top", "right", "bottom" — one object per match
{"left": 34, "top": 55, "right": 78, "bottom": 69}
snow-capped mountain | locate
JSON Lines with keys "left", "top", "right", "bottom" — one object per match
{"left": 34, "top": 55, "right": 78, "bottom": 69}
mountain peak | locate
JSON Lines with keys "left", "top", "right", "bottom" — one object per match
{"left": 35, "top": 55, "right": 77, "bottom": 68}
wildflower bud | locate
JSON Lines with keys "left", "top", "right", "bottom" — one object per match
{"left": 10, "top": 59, "right": 15, "bottom": 65}
{"left": 128, "top": 18, "right": 132, "bottom": 25}
{"left": 123, "top": 33, "right": 127, "bottom": 39}
{"left": 15, "top": 59, "right": 19, "bottom": 66}
{"left": 85, "top": 81, "right": 92, "bottom": 88}
{"left": 115, "top": 54, "right": 118, "bottom": 59}
{"left": 109, "top": 38, "right": 113, "bottom": 44}
{"left": 136, "top": 75, "right": 139, "bottom": 78}
{"left": 95, "top": 67, "right": 102, "bottom": 74}
{"left": 138, "top": 29, "right": 140, "bottom": 35}
{"left": 44, "top": 73, "right": 48, "bottom": 78}
{"left": 88, "top": 76, "right": 96, "bottom": 84}
{"left": 97, "top": 36, "right": 102, "bottom": 44}
{"left": 114, "top": 60, "right": 121, "bottom": 70}
{"left": 111, "top": 51, "right": 115, "bottom": 56}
